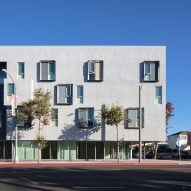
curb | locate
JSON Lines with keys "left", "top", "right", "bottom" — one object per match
{"left": 0, "top": 160, "right": 187, "bottom": 167}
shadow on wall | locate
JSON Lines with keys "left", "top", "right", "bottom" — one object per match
{"left": 6, "top": 108, "right": 29, "bottom": 140}
{"left": 58, "top": 114, "right": 103, "bottom": 140}
{"left": 6, "top": 108, "right": 15, "bottom": 139}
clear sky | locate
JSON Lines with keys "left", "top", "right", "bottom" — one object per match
{"left": 0, "top": 0, "right": 190, "bottom": 135}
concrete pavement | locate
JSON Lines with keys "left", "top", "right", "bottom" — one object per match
{"left": 0, "top": 159, "right": 190, "bottom": 167}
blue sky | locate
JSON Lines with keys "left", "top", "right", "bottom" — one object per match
{"left": 0, "top": 0, "right": 190, "bottom": 135}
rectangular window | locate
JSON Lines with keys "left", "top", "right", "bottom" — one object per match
{"left": 40, "top": 60, "right": 55, "bottom": 81}
{"left": 155, "top": 86, "right": 162, "bottom": 104}
{"left": 143, "top": 61, "right": 159, "bottom": 82}
{"left": 78, "top": 108, "right": 94, "bottom": 128}
{"left": 57, "top": 84, "right": 73, "bottom": 105}
{"left": 87, "top": 60, "right": 103, "bottom": 81}
{"left": 125, "top": 108, "right": 144, "bottom": 128}
{"left": 18, "top": 62, "right": 25, "bottom": 79}
{"left": 77, "top": 85, "right": 83, "bottom": 104}
{"left": 51, "top": 108, "right": 58, "bottom": 127}
{"left": 7, "top": 83, "right": 15, "bottom": 96}
{"left": 0, "top": 62, "right": 7, "bottom": 70}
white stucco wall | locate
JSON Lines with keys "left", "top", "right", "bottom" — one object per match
{"left": 0, "top": 46, "right": 166, "bottom": 142}
{"left": 168, "top": 133, "right": 188, "bottom": 150}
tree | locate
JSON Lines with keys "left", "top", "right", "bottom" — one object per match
{"left": 166, "top": 102, "right": 174, "bottom": 126}
{"left": 101, "top": 104, "right": 129, "bottom": 162}
{"left": 18, "top": 88, "right": 52, "bottom": 163}
{"left": 153, "top": 102, "right": 174, "bottom": 159}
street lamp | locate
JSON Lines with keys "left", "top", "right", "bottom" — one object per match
{"left": 138, "top": 75, "right": 147, "bottom": 163}
{"left": 139, "top": 84, "right": 142, "bottom": 163}
{"left": 2, "top": 69, "right": 18, "bottom": 163}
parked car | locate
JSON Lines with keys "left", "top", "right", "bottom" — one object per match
{"left": 132, "top": 152, "right": 144, "bottom": 158}
{"left": 171, "top": 151, "right": 190, "bottom": 159}
{"left": 157, "top": 153, "right": 172, "bottom": 160}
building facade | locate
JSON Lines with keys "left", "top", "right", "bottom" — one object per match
{"left": 0, "top": 46, "right": 166, "bottom": 161}
{"left": 168, "top": 131, "right": 191, "bottom": 151}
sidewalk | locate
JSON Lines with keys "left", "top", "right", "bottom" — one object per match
{"left": 0, "top": 159, "right": 190, "bottom": 167}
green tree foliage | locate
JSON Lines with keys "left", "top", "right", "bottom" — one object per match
{"left": 101, "top": 104, "right": 124, "bottom": 126}
{"left": 18, "top": 88, "right": 52, "bottom": 162}
{"left": 101, "top": 104, "right": 127, "bottom": 162}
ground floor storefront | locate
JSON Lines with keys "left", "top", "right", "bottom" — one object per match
{"left": 0, "top": 140, "right": 135, "bottom": 161}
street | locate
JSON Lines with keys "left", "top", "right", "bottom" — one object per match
{"left": 0, "top": 165, "right": 190, "bottom": 191}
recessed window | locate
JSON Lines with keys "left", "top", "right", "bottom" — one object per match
{"left": 51, "top": 108, "right": 58, "bottom": 127}
{"left": 57, "top": 84, "right": 73, "bottom": 105}
{"left": 155, "top": 86, "right": 162, "bottom": 104}
{"left": 40, "top": 60, "right": 55, "bottom": 81}
{"left": 125, "top": 108, "right": 144, "bottom": 128}
{"left": 77, "top": 85, "right": 83, "bottom": 104}
{"left": 7, "top": 83, "right": 15, "bottom": 96}
{"left": 78, "top": 108, "right": 94, "bottom": 128}
{"left": 0, "top": 62, "right": 7, "bottom": 70}
{"left": 143, "top": 61, "right": 159, "bottom": 82}
{"left": 87, "top": 60, "right": 103, "bottom": 81}
{"left": 18, "top": 62, "right": 25, "bottom": 79}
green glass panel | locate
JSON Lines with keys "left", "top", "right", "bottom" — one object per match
{"left": 7, "top": 83, "right": 14, "bottom": 96}
{"left": 18, "top": 141, "right": 38, "bottom": 160}
{"left": 49, "top": 62, "right": 55, "bottom": 80}
{"left": 77, "top": 85, "right": 83, "bottom": 97}
{"left": 18, "top": 62, "right": 24, "bottom": 78}
{"left": 57, "top": 141, "right": 69, "bottom": 160}
{"left": 18, "top": 142, "right": 24, "bottom": 160}
{"left": 69, "top": 142, "right": 76, "bottom": 160}
{"left": 25, "top": 144, "right": 32, "bottom": 160}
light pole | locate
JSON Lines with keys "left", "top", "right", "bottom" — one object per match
{"left": 139, "top": 84, "right": 142, "bottom": 163}
{"left": 138, "top": 74, "right": 148, "bottom": 163}
{"left": 2, "top": 69, "right": 18, "bottom": 163}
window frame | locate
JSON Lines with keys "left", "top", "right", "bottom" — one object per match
{"left": 125, "top": 108, "right": 144, "bottom": 129}
{"left": 7, "top": 83, "right": 15, "bottom": 96}
{"left": 40, "top": 60, "right": 56, "bottom": 81}
{"left": 155, "top": 86, "right": 162, "bottom": 104}
{"left": 78, "top": 107, "right": 94, "bottom": 128}
{"left": 87, "top": 60, "right": 103, "bottom": 82}
{"left": 18, "top": 62, "right": 25, "bottom": 79}
{"left": 77, "top": 85, "right": 83, "bottom": 104}
{"left": 143, "top": 61, "right": 159, "bottom": 82}
{"left": 56, "top": 84, "right": 73, "bottom": 105}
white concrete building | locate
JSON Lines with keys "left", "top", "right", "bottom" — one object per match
{"left": 168, "top": 131, "right": 191, "bottom": 151}
{"left": 0, "top": 46, "right": 166, "bottom": 161}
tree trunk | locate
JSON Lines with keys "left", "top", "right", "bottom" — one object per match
{"left": 38, "top": 144, "right": 41, "bottom": 164}
{"left": 38, "top": 120, "right": 41, "bottom": 164}
{"left": 154, "top": 142, "right": 158, "bottom": 160}
{"left": 116, "top": 125, "right": 119, "bottom": 163}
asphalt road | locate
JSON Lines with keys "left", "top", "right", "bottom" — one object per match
{"left": 0, "top": 165, "right": 191, "bottom": 191}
